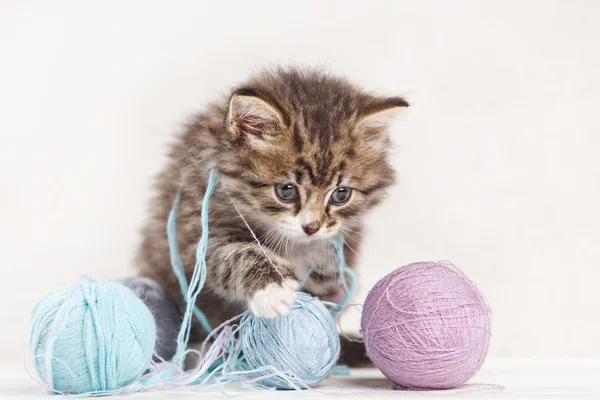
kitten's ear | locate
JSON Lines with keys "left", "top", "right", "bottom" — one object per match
{"left": 358, "top": 97, "right": 409, "bottom": 147}
{"left": 227, "top": 89, "right": 286, "bottom": 139}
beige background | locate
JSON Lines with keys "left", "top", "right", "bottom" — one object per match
{"left": 1, "top": 0, "right": 599, "bottom": 361}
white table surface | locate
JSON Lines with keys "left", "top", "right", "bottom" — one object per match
{"left": 2, "top": 359, "right": 599, "bottom": 399}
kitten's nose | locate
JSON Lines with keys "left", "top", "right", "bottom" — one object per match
{"left": 302, "top": 223, "right": 321, "bottom": 235}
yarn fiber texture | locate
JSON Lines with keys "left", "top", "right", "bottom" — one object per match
{"left": 27, "top": 169, "right": 349, "bottom": 395}
{"left": 238, "top": 292, "right": 340, "bottom": 389}
{"left": 29, "top": 278, "right": 156, "bottom": 395}
{"left": 361, "top": 261, "right": 491, "bottom": 389}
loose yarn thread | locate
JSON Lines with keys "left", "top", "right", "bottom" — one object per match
{"left": 224, "top": 191, "right": 285, "bottom": 283}
{"left": 331, "top": 239, "right": 358, "bottom": 318}
{"left": 165, "top": 169, "right": 350, "bottom": 388}
{"left": 166, "top": 170, "right": 218, "bottom": 339}
{"left": 28, "top": 168, "right": 353, "bottom": 395}
{"left": 166, "top": 169, "right": 357, "bottom": 327}
{"left": 29, "top": 167, "right": 494, "bottom": 394}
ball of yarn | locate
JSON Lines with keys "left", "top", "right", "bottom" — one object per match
{"left": 361, "top": 261, "right": 491, "bottom": 389}
{"left": 239, "top": 292, "right": 340, "bottom": 389}
{"left": 29, "top": 278, "right": 156, "bottom": 394}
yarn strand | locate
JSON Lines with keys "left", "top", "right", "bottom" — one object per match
{"left": 226, "top": 193, "right": 285, "bottom": 282}
{"left": 331, "top": 238, "right": 358, "bottom": 319}
{"left": 173, "top": 169, "right": 218, "bottom": 361}
{"left": 167, "top": 184, "right": 214, "bottom": 336}
{"left": 29, "top": 169, "right": 344, "bottom": 395}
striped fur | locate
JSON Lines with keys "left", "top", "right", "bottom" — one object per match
{"left": 137, "top": 67, "right": 408, "bottom": 362}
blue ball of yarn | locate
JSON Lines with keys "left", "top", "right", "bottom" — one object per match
{"left": 239, "top": 292, "right": 340, "bottom": 389}
{"left": 29, "top": 278, "right": 156, "bottom": 394}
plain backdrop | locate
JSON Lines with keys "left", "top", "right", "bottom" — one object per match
{"left": 1, "top": 0, "right": 599, "bottom": 362}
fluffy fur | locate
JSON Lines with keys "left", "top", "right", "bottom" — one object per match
{"left": 137, "top": 67, "right": 408, "bottom": 365}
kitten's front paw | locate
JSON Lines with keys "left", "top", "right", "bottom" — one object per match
{"left": 249, "top": 279, "right": 299, "bottom": 318}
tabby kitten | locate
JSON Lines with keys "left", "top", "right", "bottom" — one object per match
{"left": 135, "top": 67, "right": 408, "bottom": 364}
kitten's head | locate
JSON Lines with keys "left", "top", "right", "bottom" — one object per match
{"left": 218, "top": 67, "right": 408, "bottom": 241}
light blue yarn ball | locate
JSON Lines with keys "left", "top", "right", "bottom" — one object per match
{"left": 29, "top": 278, "right": 156, "bottom": 394}
{"left": 239, "top": 292, "right": 340, "bottom": 389}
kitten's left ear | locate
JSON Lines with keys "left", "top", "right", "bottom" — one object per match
{"left": 358, "top": 97, "right": 409, "bottom": 145}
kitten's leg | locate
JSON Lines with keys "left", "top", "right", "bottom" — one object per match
{"left": 123, "top": 277, "right": 182, "bottom": 361}
{"left": 206, "top": 241, "right": 298, "bottom": 318}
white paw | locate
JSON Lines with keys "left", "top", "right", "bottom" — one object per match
{"left": 249, "top": 279, "right": 299, "bottom": 318}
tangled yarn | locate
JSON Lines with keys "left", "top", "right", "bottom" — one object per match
{"left": 28, "top": 169, "right": 347, "bottom": 395}
{"left": 238, "top": 292, "right": 340, "bottom": 389}
{"left": 29, "top": 278, "right": 156, "bottom": 395}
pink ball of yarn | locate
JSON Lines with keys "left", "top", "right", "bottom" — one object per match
{"left": 361, "top": 261, "right": 491, "bottom": 389}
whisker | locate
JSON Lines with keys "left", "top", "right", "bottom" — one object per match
{"left": 339, "top": 226, "right": 363, "bottom": 235}
{"left": 273, "top": 231, "right": 286, "bottom": 256}
{"left": 335, "top": 233, "right": 360, "bottom": 257}
{"left": 259, "top": 227, "right": 277, "bottom": 242}
{"left": 338, "top": 229, "right": 363, "bottom": 248}
{"left": 258, "top": 226, "right": 275, "bottom": 238}
{"left": 261, "top": 229, "right": 279, "bottom": 249}
{"left": 284, "top": 235, "right": 291, "bottom": 260}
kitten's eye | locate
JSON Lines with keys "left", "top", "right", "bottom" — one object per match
{"left": 274, "top": 183, "right": 298, "bottom": 202}
{"left": 330, "top": 187, "right": 352, "bottom": 205}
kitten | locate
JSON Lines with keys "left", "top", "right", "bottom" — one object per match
{"left": 134, "top": 67, "right": 408, "bottom": 365}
